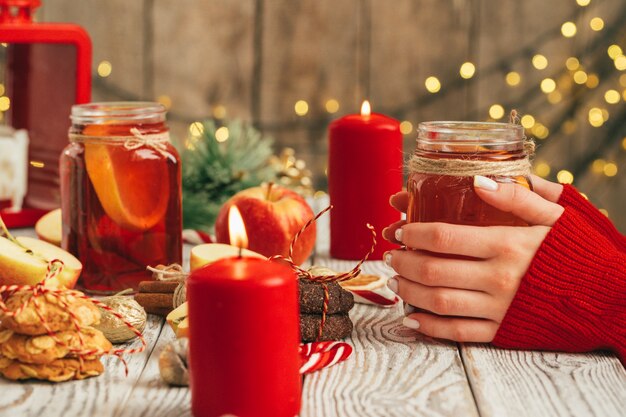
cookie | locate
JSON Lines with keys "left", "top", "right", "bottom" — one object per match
{"left": 300, "top": 313, "right": 353, "bottom": 343}
{"left": 1, "top": 290, "right": 100, "bottom": 335}
{"left": 1, "top": 327, "right": 112, "bottom": 364}
{"left": 299, "top": 279, "right": 354, "bottom": 315}
{"left": 0, "top": 356, "right": 104, "bottom": 382}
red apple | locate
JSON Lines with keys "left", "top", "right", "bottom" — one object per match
{"left": 215, "top": 184, "right": 316, "bottom": 265}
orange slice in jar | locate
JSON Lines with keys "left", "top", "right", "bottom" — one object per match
{"left": 84, "top": 140, "right": 170, "bottom": 232}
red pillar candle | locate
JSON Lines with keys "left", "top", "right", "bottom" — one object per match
{"left": 328, "top": 101, "right": 403, "bottom": 259}
{"left": 187, "top": 206, "right": 301, "bottom": 417}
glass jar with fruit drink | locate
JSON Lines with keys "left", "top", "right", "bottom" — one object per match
{"left": 407, "top": 121, "right": 532, "bottom": 226}
{"left": 61, "top": 102, "right": 182, "bottom": 293}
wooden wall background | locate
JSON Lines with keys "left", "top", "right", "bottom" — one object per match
{"left": 39, "top": 0, "right": 626, "bottom": 230}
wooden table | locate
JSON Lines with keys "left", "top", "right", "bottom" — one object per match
{"left": 1, "top": 227, "right": 625, "bottom": 417}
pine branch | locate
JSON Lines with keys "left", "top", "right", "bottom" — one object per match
{"left": 181, "top": 119, "right": 277, "bottom": 230}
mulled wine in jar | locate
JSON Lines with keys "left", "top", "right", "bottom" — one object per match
{"left": 60, "top": 102, "right": 182, "bottom": 293}
{"left": 407, "top": 122, "right": 532, "bottom": 226}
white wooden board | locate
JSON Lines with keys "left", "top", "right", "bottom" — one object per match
{"left": 300, "top": 257, "right": 479, "bottom": 417}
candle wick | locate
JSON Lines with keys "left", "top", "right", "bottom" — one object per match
{"left": 238, "top": 245, "right": 243, "bottom": 258}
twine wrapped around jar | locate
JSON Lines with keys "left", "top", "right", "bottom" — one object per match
{"left": 408, "top": 140, "right": 535, "bottom": 177}
{"left": 69, "top": 128, "right": 171, "bottom": 157}
{"left": 410, "top": 113, "right": 535, "bottom": 178}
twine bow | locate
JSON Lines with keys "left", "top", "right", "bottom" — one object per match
{"left": 125, "top": 128, "right": 171, "bottom": 156}
{"left": 269, "top": 206, "right": 377, "bottom": 341}
{"left": 0, "top": 260, "right": 146, "bottom": 377}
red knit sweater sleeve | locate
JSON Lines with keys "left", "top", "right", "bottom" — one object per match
{"left": 492, "top": 201, "right": 626, "bottom": 363}
{"left": 558, "top": 184, "right": 626, "bottom": 250}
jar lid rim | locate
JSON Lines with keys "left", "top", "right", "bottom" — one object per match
{"left": 71, "top": 102, "right": 166, "bottom": 120}
{"left": 418, "top": 121, "right": 523, "bottom": 144}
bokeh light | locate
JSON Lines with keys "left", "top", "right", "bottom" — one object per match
{"left": 534, "top": 162, "right": 551, "bottom": 177}
{"left": 294, "top": 100, "right": 309, "bottom": 116}
{"left": 425, "top": 76, "right": 441, "bottom": 93}
{"left": 565, "top": 57, "right": 580, "bottom": 71}
{"left": 540, "top": 78, "right": 556, "bottom": 93}
{"left": 97, "top": 61, "right": 112, "bottom": 77}
{"left": 589, "top": 17, "right": 604, "bottom": 31}
{"left": 489, "top": 104, "right": 505, "bottom": 120}
{"left": 521, "top": 115, "right": 535, "bottom": 129}
{"left": 460, "top": 62, "right": 476, "bottom": 79}
{"left": 215, "top": 127, "right": 229, "bottom": 142}
{"left": 532, "top": 54, "right": 548, "bottom": 70}
{"left": 557, "top": 170, "right": 574, "bottom": 184}
{"left": 505, "top": 71, "right": 521, "bottom": 86}
{"left": 400, "top": 121, "right": 413, "bottom": 135}
{"left": 561, "top": 22, "right": 577, "bottom": 37}
{"left": 325, "top": 99, "right": 340, "bottom": 114}
{"left": 605, "top": 90, "right": 620, "bottom": 104}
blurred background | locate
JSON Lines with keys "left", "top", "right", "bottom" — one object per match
{"left": 2, "top": 0, "right": 625, "bottom": 230}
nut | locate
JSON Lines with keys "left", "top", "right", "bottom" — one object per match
{"left": 49, "top": 372, "right": 74, "bottom": 382}
{"left": 24, "top": 341, "right": 43, "bottom": 355}
{"left": 94, "top": 296, "right": 146, "bottom": 344}
{"left": 0, "top": 329, "right": 14, "bottom": 344}
{"left": 158, "top": 338, "right": 189, "bottom": 386}
{"left": 0, "top": 356, "right": 12, "bottom": 369}
{"left": 14, "top": 307, "right": 38, "bottom": 324}
{"left": 85, "top": 370, "right": 102, "bottom": 376}
{"left": 19, "top": 364, "right": 38, "bottom": 378}
{"left": 2, "top": 344, "right": 15, "bottom": 357}
{"left": 31, "top": 335, "right": 56, "bottom": 350}
{"left": 44, "top": 293, "right": 58, "bottom": 304}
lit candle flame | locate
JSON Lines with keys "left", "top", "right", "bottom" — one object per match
{"left": 228, "top": 206, "right": 248, "bottom": 250}
{"left": 361, "top": 100, "right": 371, "bottom": 117}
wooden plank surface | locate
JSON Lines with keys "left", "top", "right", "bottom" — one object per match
{"left": 462, "top": 344, "right": 626, "bottom": 417}
{"left": 115, "top": 325, "right": 191, "bottom": 417}
{"left": 3, "top": 228, "right": 625, "bottom": 417}
{"left": 0, "top": 315, "right": 164, "bottom": 417}
{"left": 301, "top": 257, "right": 479, "bottom": 417}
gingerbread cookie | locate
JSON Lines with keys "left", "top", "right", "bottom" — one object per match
{"left": 0, "top": 356, "right": 104, "bottom": 382}
{"left": 1, "top": 290, "right": 100, "bottom": 335}
{"left": 1, "top": 327, "right": 111, "bottom": 364}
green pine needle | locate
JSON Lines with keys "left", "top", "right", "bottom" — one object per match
{"left": 181, "top": 120, "right": 277, "bottom": 231}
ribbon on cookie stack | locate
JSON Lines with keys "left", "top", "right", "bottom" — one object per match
{"left": 0, "top": 260, "right": 146, "bottom": 382}
{"left": 270, "top": 206, "right": 376, "bottom": 341}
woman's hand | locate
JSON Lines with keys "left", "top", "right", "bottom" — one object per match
{"left": 382, "top": 175, "right": 565, "bottom": 342}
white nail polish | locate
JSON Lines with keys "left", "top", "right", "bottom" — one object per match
{"left": 394, "top": 228, "right": 403, "bottom": 242}
{"left": 384, "top": 252, "right": 393, "bottom": 267}
{"left": 387, "top": 277, "right": 398, "bottom": 293}
{"left": 474, "top": 175, "right": 498, "bottom": 191}
{"left": 402, "top": 317, "right": 420, "bottom": 330}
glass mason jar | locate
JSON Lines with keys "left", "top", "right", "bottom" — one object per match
{"left": 407, "top": 121, "right": 532, "bottom": 226}
{"left": 60, "top": 102, "right": 182, "bottom": 293}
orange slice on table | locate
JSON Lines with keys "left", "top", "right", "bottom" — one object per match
{"left": 84, "top": 142, "right": 170, "bottom": 231}
{"left": 339, "top": 273, "right": 386, "bottom": 291}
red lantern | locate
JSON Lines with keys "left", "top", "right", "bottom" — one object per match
{"left": 0, "top": 0, "right": 91, "bottom": 227}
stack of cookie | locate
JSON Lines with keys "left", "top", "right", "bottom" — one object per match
{"left": 0, "top": 289, "right": 111, "bottom": 382}
{"left": 299, "top": 279, "right": 355, "bottom": 343}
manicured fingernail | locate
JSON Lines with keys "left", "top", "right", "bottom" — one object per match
{"left": 387, "top": 277, "right": 398, "bottom": 293}
{"left": 474, "top": 175, "right": 498, "bottom": 191}
{"left": 384, "top": 252, "right": 393, "bottom": 267}
{"left": 402, "top": 317, "right": 420, "bottom": 329}
{"left": 394, "top": 228, "right": 403, "bottom": 242}
{"left": 403, "top": 303, "right": 417, "bottom": 315}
